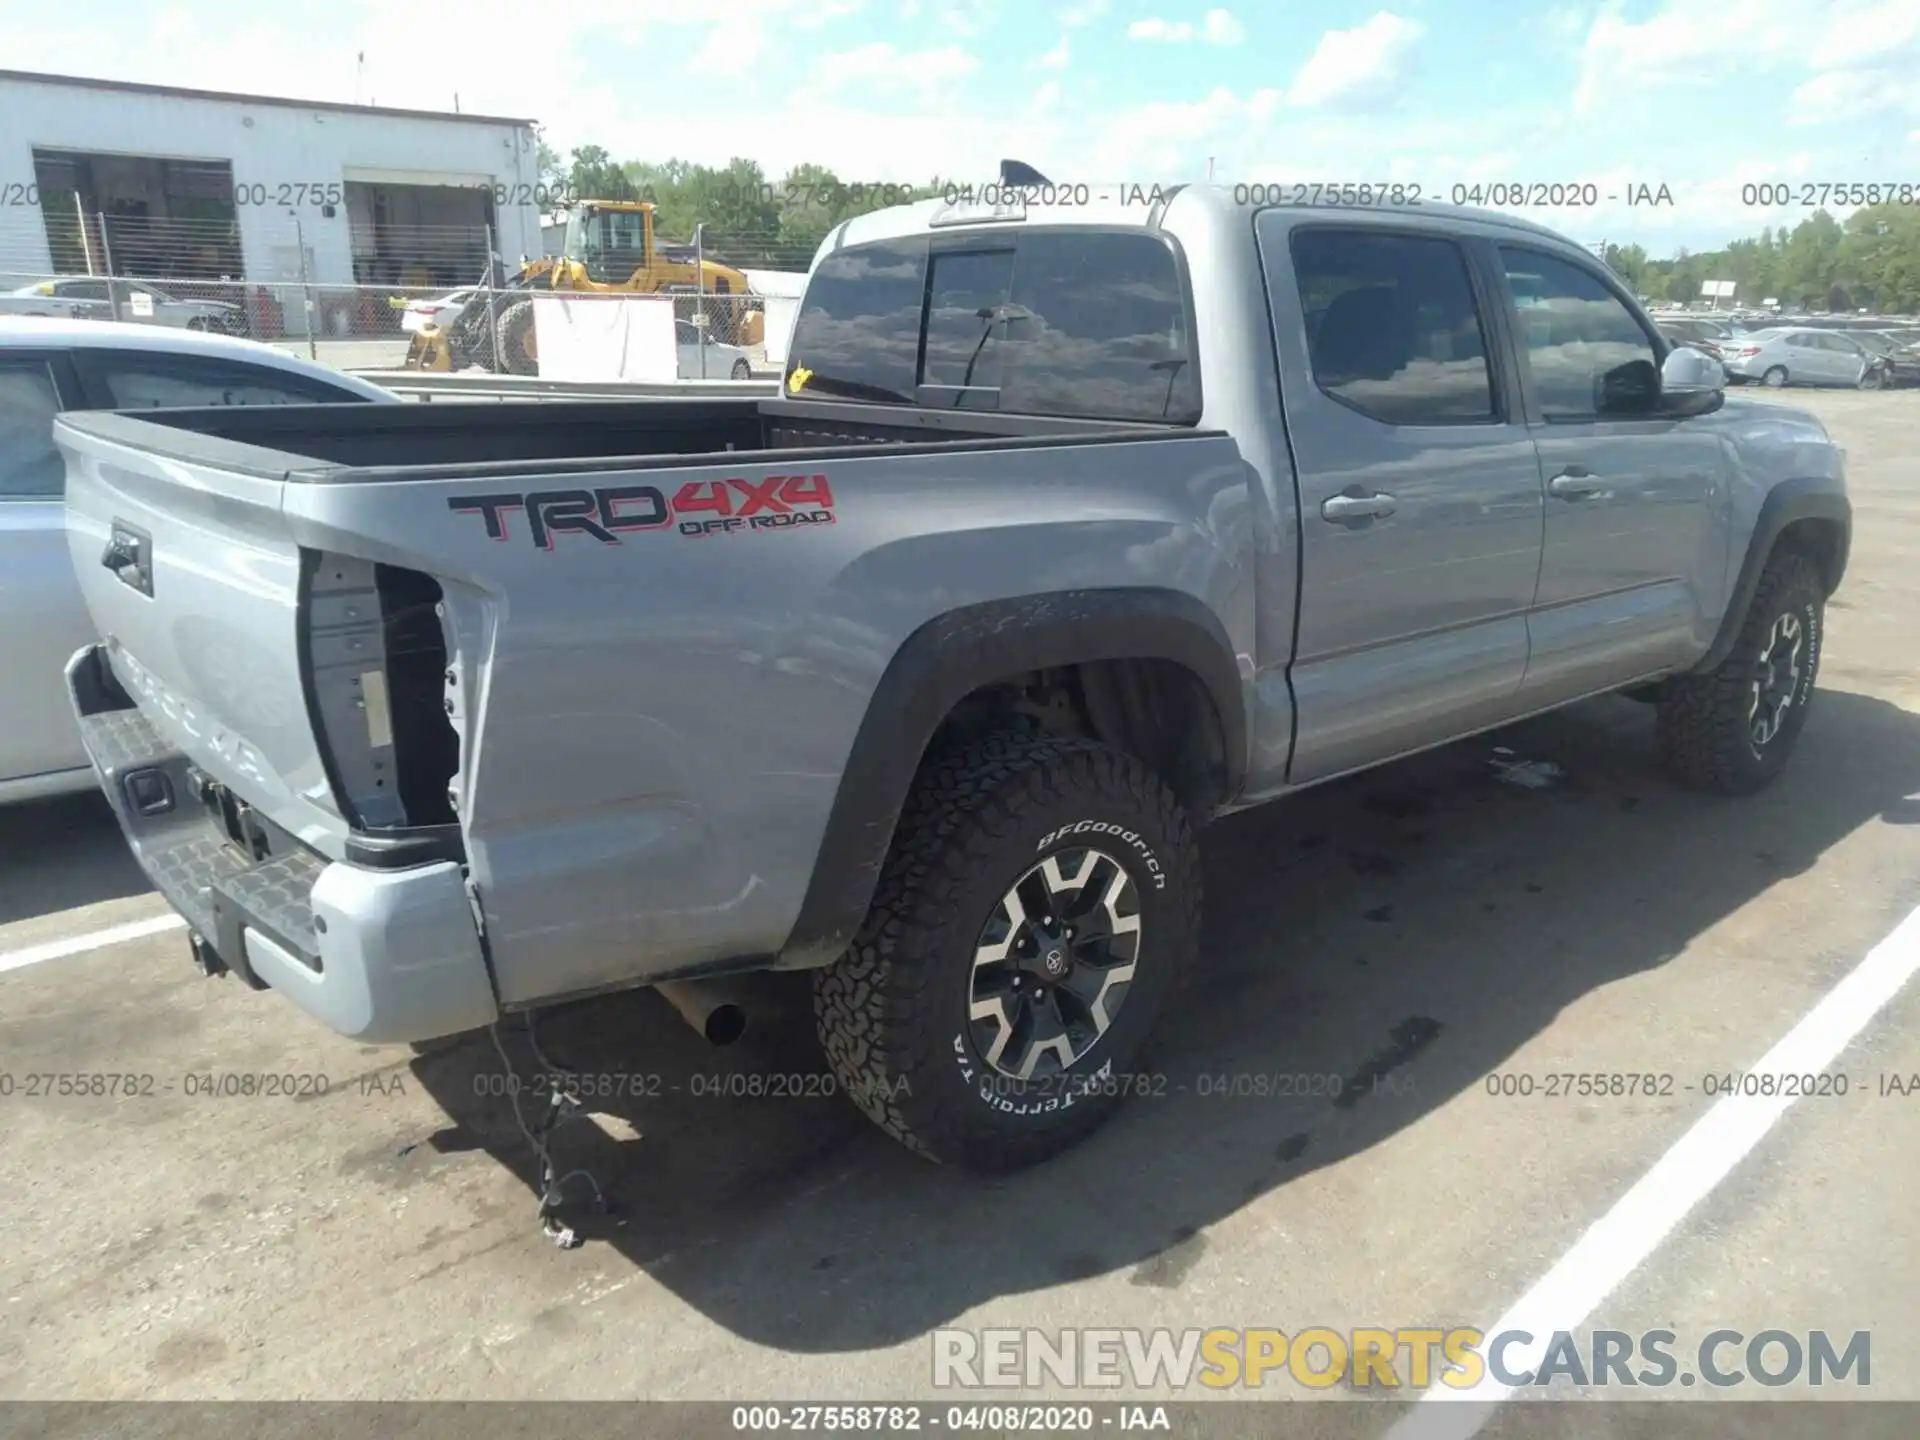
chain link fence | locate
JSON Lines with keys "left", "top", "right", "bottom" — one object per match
{"left": 0, "top": 203, "right": 803, "bottom": 376}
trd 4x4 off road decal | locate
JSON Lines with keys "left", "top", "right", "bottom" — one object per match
{"left": 448, "top": 474, "right": 835, "bottom": 549}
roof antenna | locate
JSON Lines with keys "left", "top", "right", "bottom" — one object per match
{"left": 999, "top": 159, "right": 1051, "bottom": 187}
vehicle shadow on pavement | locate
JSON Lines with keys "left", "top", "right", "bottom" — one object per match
{"left": 0, "top": 790, "right": 153, "bottom": 928}
{"left": 408, "top": 686, "right": 1920, "bottom": 1352}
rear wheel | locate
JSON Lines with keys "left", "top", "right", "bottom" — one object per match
{"left": 495, "top": 300, "right": 538, "bottom": 375}
{"left": 1656, "top": 550, "right": 1824, "bottom": 795}
{"left": 814, "top": 731, "right": 1199, "bottom": 1172}
{"left": 1762, "top": 366, "right": 1789, "bottom": 388}
{"left": 1859, "top": 365, "right": 1886, "bottom": 391}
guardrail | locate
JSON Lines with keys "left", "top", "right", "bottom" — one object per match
{"left": 347, "top": 370, "right": 783, "bottom": 403}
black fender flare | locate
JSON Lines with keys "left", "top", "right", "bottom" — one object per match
{"left": 1693, "top": 478, "right": 1851, "bottom": 675}
{"left": 778, "top": 588, "right": 1246, "bottom": 969}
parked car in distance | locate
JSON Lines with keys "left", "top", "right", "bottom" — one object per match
{"left": 674, "top": 317, "right": 755, "bottom": 379}
{"left": 0, "top": 318, "right": 396, "bottom": 804}
{"left": 1852, "top": 331, "right": 1920, "bottom": 386}
{"left": 1655, "top": 318, "right": 1727, "bottom": 361}
{"left": 1, "top": 277, "right": 246, "bottom": 334}
{"left": 1720, "top": 327, "right": 1894, "bottom": 388}
{"left": 392, "top": 288, "right": 479, "bottom": 334}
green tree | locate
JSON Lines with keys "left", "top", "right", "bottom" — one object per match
{"left": 567, "top": 145, "right": 637, "bottom": 202}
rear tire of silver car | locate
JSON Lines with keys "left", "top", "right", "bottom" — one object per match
{"left": 1859, "top": 366, "right": 1886, "bottom": 391}
{"left": 813, "top": 730, "right": 1199, "bottom": 1172}
{"left": 1655, "top": 550, "right": 1823, "bottom": 796}
{"left": 186, "top": 316, "right": 211, "bottom": 331}
{"left": 731, "top": 358, "right": 751, "bottom": 380}
{"left": 1762, "top": 366, "right": 1789, "bottom": 388}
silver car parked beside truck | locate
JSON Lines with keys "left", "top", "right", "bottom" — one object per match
{"left": 54, "top": 182, "right": 1849, "bottom": 1174}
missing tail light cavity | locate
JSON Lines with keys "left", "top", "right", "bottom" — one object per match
{"left": 302, "top": 551, "right": 459, "bottom": 830}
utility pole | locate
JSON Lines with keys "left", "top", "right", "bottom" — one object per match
{"left": 96, "top": 206, "right": 124, "bottom": 322}
{"left": 693, "top": 222, "right": 708, "bottom": 378}
{"left": 292, "top": 209, "right": 317, "bottom": 360}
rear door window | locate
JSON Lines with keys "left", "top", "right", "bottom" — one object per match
{"left": 1290, "top": 227, "right": 1497, "bottom": 425}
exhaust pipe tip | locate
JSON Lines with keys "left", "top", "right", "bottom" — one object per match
{"left": 657, "top": 979, "right": 751, "bottom": 1047}
{"left": 703, "top": 1004, "right": 747, "bottom": 1047}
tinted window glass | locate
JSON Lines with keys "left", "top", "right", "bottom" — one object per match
{"left": 1498, "top": 247, "right": 1658, "bottom": 418}
{"left": 921, "top": 248, "right": 1015, "bottom": 397}
{"left": 60, "top": 279, "right": 109, "bottom": 301}
{"left": 0, "top": 361, "right": 64, "bottom": 498}
{"left": 788, "top": 231, "right": 1201, "bottom": 422}
{"left": 1291, "top": 228, "right": 1496, "bottom": 424}
{"left": 999, "top": 231, "right": 1200, "bottom": 423}
{"left": 787, "top": 237, "right": 927, "bottom": 402}
{"left": 93, "top": 356, "right": 365, "bottom": 408}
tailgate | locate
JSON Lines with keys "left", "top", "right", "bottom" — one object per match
{"left": 55, "top": 413, "right": 348, "bottom": 856}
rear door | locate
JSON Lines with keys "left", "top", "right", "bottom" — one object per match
{"left": 0, "top": 350, "right": 96, "bottom": 784}
{"left": 1494, "top": 244, "right": 1724, "bottom": 702}
{"left": 1256, "top": 213, "right": 1545, "bottom": 784}
{"left": 1818, "top": 332, "right": 1869, "bottom": 385}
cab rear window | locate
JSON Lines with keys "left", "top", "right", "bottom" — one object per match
{"left": 787, "top": 229, "right": 1201, "bottom": 424}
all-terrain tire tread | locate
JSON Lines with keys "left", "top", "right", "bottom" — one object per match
{"left": 1656, "top": 549, "right": 1823, "bottom": 795}
{"left": 813, "top": 730, "right": 1198, "bottom": 1170}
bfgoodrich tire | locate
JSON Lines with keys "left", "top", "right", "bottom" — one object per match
{"left": 814, "top": 731, "right": 1200, "bottom": 1172}
{"left": 1656, "top": 550, "right": 1824, "bottom": 795}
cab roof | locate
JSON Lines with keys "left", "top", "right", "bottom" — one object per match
{"left": 821, "top": 181, "right": 1581, "bottom": 255}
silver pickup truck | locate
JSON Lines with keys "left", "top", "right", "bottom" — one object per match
{"left": 56, "top": 185, "right": 1850, "bottom": 1174}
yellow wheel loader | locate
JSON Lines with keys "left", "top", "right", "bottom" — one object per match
{"left": 397, "top": 201, "right": 756, "bottom": 375}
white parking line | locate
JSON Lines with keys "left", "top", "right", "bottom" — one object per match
{"left": 0, "top": 912, "right": 187, "bottom": 975}
{"left": 1391, "top": 895, "right": 1920, "bottom": 1439}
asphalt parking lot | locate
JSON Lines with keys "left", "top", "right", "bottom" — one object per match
{"left": 1, "top": 389, "right": 1917, "bottom": 1425}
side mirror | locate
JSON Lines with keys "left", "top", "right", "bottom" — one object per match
{"left": 1656, "top": 345, "right": 1725, "bottom": 417}
{"left": 1599, "top": 358, "right": 1660, "bottom": 414}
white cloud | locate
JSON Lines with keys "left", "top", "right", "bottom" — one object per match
{"left": 942, "top": 0, "right": 998, "bottom": 36}
{"left": 1061, "top": 0, "right": 1109, "bottom": 26}
{"left": 1037, "top": 34, "right": 1071, "bottom": 69}
{"left": 1034, "top": 79, "right": 1062, "bottom": 110}
{"left": 1568, "top": 0, "right": 1920, "bottom": 115}
{"left": 1288, "top": 12, "right": 1425, "bottom": 107}
{"left": 1787, "top": 69, "right": 1919, "bottom": 125}
{"left": 808, "top": 41, "right": 980, "bottom": 96}
{"left": 792, "top": 0, "right": 866, "bottom": 28}
{"left": 1202, "top": 10, "right": 1246, "bottom": 45}
{"left": 1130, "top": 10, "right": 1243, "bottom": 44}
{"left": 1129, "top": 18, "right": 1193, "bottom": 41}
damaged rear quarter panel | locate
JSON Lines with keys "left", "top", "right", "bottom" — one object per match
{"left": 286, "top": 434, "right": 1252, "bottom": 1006}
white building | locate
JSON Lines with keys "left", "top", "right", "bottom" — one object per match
{"left": 0, "top": 69, "right": 544, "bottom": 298}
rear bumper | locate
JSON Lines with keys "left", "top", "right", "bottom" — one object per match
{"left": 67, "top": 644, "right": 498, "bottom": 1044}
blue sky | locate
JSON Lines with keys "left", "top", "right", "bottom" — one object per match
{"left": 14, "top": 0, "right": 1920, "bottom": 255}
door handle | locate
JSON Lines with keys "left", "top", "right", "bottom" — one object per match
{"left": 1321, "top": 491, "right": 1398, "bottom": 522}
{"left": 1548, "top": 471, "right": 1608, "bottom": 499}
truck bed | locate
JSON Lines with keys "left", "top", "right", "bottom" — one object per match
{"left": 58, "top": 395, "right": 1185, "bottom": 479}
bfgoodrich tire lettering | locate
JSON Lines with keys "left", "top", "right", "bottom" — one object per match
{"left": 1657, "top": 549, "right": 1824, "bottom": 794}
{"left": 813, "top": 731, "right": 1199, "bottom": 1171}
